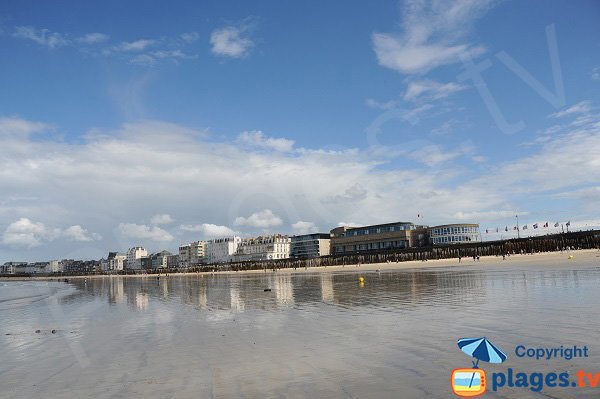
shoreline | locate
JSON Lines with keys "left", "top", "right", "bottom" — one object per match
{"left": 2, "top": 248, "right": 599, "bottom": 281}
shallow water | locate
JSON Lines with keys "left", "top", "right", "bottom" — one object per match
{"left": 1, "top": 260, "right": 600, "bottom": 398}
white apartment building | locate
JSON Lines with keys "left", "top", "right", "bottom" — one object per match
{"left": 233, "top": 234, "right": 291, "bottom": 262}
{"left": 178, "top": 244, "right": 191, "bottom": 268}
{"left": 109, "top": 253, "right": 126, "bottom": 271}
{"left": 189, "top": 241, "right": 206, "bottom": 266}
{"left": 126, "top": 247, "right": 148, "bottom": 270}
{"left": 47, "top": 260, "right": 62, "bottom": 273}
{"left": 205, "top": 236, "right": 242, "bottom": 264}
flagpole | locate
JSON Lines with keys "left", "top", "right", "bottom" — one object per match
{"left": 516, "top": 215, "right": 520, "bottom": 239}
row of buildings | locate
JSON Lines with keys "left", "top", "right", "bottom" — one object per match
{"left": 170, "top": 222, "right": 478, "bottom": 269}
{"left": 0, "top": 222, "right": 480, "bottom": 274}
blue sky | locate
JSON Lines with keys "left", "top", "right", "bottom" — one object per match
{"left": 1, "top": 0, "right": 599, "bottom": 262}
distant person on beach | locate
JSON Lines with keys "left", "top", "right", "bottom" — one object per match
{"left": 458, "top": 256, "right": 462, "bottom": 263}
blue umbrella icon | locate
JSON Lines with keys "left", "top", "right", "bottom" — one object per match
{"left": 458, "top": 337, "right": 507, "bottom": 388}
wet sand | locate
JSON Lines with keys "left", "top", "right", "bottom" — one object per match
{"left": 1, "top": 249, "right": 600, "bottom": 398}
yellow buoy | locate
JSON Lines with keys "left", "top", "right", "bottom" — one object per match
{"left": 359, "top": 276, "right": 365, "bottom": 283}
{"left": 568, "top": 255, "right": 574, "bottom": 259}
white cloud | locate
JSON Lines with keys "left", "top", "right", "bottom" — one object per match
{"left": 407, "top": 143, "right": 474, "bottom": 166}
{"left": 234, "top": 210, "right": 283, "bottom": 229}
{"left": 210, "top": 21, "right": 255, "bottom": 58}
{"left": 2, "top": 218, "right": 60, "bottom": 247}
{"left": 291, "top": 221, "right": 319, "bottom": 235}
{"left": 180, "top": 223, "right": 238, "bottom": 238}
{"left": 237, "top": 130, "right": 295, "bottom": 152}
{"left": 63, "top": 225, "right": 102, "bottom": 242}
{"left": 2, "top": 218, "right": 100, "bottom": 247}
{"left": 118, "top": 39, "right": 156, "bottom": 52}
{"left": 13, "top": 26, "right": 70, "bottom": 48}
{"left": 322, "top": 183, "right": 368, "bottom": 204}
{"left": 550, "top": 100, "right": 593, "bottom": 118}
{"left": 0, "top": 117, "right": 49, "bottom": 137}
{"left": 591, "top": 66, "right": 600, "bottom": 81}
{"left": 453, "top": 210, "right": 528, "bottom": 221}
{"left": 118, "top": 223, "right": 174, "bottom": 242}
{"left": 181, "top": 32, "right": 199, "bottom": 43}
{"left": 1, "top": 112, "right": 600, "bottom": 261}
{"left": 150, "top": 214, "right": 175, "bottom": 225}
{"left": 403, "top": 79, "right": 466, "bottom": 102}
{"left": 366, "top": 98, "right": 397, "bottom": 110}
{"left": 76, "top": 33, "right": 109, "bottom": 44}
{"left": 337, "top": 222, "right": 361, "bottom": 228}
{"left": 372, "top": 0, "right": 494, "bottom": 74}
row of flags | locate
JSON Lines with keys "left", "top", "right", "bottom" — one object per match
{"left": 485, "top": 221, "right": 570, "bottom": 234}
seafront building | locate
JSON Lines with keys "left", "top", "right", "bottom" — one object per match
{"left": 126, "top": 247, "right": 148, "bottom": 270}
{"left": 101, "top": 252, "right": 126, "bottom": 272}
{"left": 330, "top": 222, "right": 428, "bottom": 254}
{"left": 205, "top": 236, "right": 242, "bottom": 264}
{"left": 150, "top": 250, "right": 172, "bottom": 269}
{"left": 233, "top": 234, "right": 291, "bottom": 262}
{"left": 189, "top": 241, "right": 206, "bottom": 267}
{"left": 290, "top": 233, "right": 331, "bottom": 258}
{"left": 429, "top": 224, "right": 480, "bottom": 245}
{"left": 178, "top": 244, "right": 191, "bottom": 268}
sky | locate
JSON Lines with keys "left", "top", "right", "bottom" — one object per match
{"left": 1, "top": 0, "right": 599, "bottom": 262}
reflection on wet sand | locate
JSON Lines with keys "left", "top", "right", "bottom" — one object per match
{"left": 65, "top": 269, "right": 489, "bottom": 313}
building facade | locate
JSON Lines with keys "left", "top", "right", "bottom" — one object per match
{"left": 290, "top": 233, "right": 331, "bottom": 258}
{"left": 429, "top": 224, "right": 480, "bottom": 245}
{"left": 126, "top": 247, "right": 148, "bottom": 270}
{"left": 151, "top": 250, "right": 172, "bottom": 269}
{"left": 189, "top": 241, "right": 206, "bottom": 267}
{"left": 178, "top": 244, "right": 191, "bottom": 268}
{"left": 330, "top": 222, "right": 427, "bottom": 254}
{"left": 233, "top": 235, "right": 291, "bottom": 262}
{"left": 102, "top": 252, "right": 126, "bottom": 272}
{"left": 205, "top": 236, "right": 242, "bottom": 264}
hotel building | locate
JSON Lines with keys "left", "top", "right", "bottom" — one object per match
{"left": 205, "top": 236, "right": 242, "bottom": 264}
{"left": 178, "top": 244, "right": 191, "bottom": 268}
{"left": 429, "top": 224, "right": 480, "bottom": 245}
{"left": 290, "top": 233, "right": 331, "bottom": 258}
{"left": 189, "top": 241, "right": 206, "bottom": 266}
{"left": 126, "top": 247, "right": 148, "bottom": 270}
{"left": 233, "top": 234, "right": 291, "bottom": 262}
{"left": 330, "top": 222, "right": 428, "bottom": 254}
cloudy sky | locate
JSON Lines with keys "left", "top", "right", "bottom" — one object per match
{"left": 1, "top": 0, "right": 599, "bottom": 262}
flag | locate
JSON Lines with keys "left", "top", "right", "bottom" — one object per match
{"left": 554, "top": 222, "right": 559, "bottom": 227}
{"left": 566, "top": 221, "right": 571, "bottom": 227}
{"left": 533, "top": 223, "right": 538, "bottom": 229}
{"left": 513, "top": 226, "right": 517, "bottom": 230}
{"left": 544, "top": 222, "right": 548, "bottom": 228}
{"left": 486, "top": 229, "right": 489, "bottom": 234}
{"left": 496, "top": 227, "right": 499, "bottom": 233}
{"left": 523, "top": 225, "right": 528, "bottom": 230}
{"left": 505, "top": 226, "right": 508, "bottom": 232}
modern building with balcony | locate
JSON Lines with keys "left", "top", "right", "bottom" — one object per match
{"left": 429, "top": 224, "right": 480, "bottom": 245}
{"left": 290, "top": 233, "right": 331, "bottom": 258}
{"left": 126, "top": 247, "right": 148, "bottom": 270}
{"left": 330, "top": 222, "right": 428, "bottom": 254}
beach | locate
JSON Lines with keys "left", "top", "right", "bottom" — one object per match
{"left": 1, "top": 249, "right": 600, "bottom": 398}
